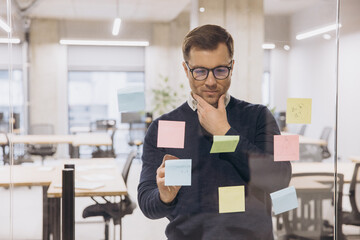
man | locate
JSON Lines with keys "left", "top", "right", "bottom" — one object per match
{"left": 138, "top": 24, "right": 291, "bottom": 239}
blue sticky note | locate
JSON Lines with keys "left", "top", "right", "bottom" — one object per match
{"left": 270, "top": 186, "right": 298, "bottom": 215}
{"left": 117, "top": 88, "right": 145, "bottom": 112}
{"left": 165, "top": 159, "right": 192, "bottom": 186}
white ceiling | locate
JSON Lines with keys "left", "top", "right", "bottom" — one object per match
{"left": 0, "top": 0, "right": 331, "bottom": 22}
{"left": 264, "top": 0, "right": 328, "bottom": 16}
{"left": 1, "top": 0, "right": 191, "bottom": 22}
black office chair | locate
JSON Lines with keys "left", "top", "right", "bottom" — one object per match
{"left": 1, "top": 132, "right": 9, "bottom": 165}
{"left": 298, "top": 125, "right": 307, "bottom": 136}
{"left": 90, "top": 119, "right": 117, "bottom": 158}
{"left": 280, "top": 172, "right": 344, "bottom": 240}
{"left": 319, "top": 127, "right": 332, "bottom": 159}
{"left": 342, "top": 163, "right": 360, "bottom": 234}
{"left": 82, "top": 150, "right": 137, "bottom": 240}
{"left": 27, "top": 124, "right": 57, "bottom": 165}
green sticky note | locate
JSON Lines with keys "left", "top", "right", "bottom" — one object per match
{"left": 219, "top": 186, "right": 245, "bottom": 213}
{"left": 286, "top": 98, "right": 312, "bottom": 124}
{"left": 210, "top": 135, "right": 239, "bottom": 153}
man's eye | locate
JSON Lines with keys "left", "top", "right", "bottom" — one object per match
{"left": 193, "top": 68, "right": 207, "bottom": 75}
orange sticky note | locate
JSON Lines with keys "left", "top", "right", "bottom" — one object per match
{"left": 274, "top": 135, "right": 299, "bottom": 161}
{"left": 218, "top": 186, "right": 245, "bottom": 213}
{"left": 157, "top": 120, "right": 185, "bottom": 148}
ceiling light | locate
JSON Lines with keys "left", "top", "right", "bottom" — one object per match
{"left": 323, "top": 34, "right": 331, "bottom": 40}
{"left": 283, "top": 45, "right": 290, "bottom": 51}
{"left": 0, "top": 38, "right": 21, "bottom": 44}
{"left": 296, "top": 23, "right": 342, "bottom": 40}
{"left": 262, "top": 43, "right": 275, "bottom": 49}
{"left": 112, "top": 18, "right": 122, "bottom": 36}
{"left": 0, "top": 18, "right": 11, "bottom": 33}
{"left": 59, "top": 39, "right": 149, "bottom": 47}
{"left": 199, "top": 7, "right": 205, "bottom": 12}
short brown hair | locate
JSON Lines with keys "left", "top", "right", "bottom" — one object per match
{"left": 182, "top": 24, "right": 234, "bottom": 61}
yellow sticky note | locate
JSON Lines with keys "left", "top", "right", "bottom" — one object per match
{"left": 218, "top": 186, "right": 245, "bottom": 213}
{"left": 286, "top": 98, "right": 312, "bottom": 124}
{"left": 210, "top": 135, "right": 239, "bottom": 153}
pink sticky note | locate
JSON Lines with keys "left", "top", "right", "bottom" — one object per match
{"left": 274, "top": 135, "right": 299, "bottom": 161}
{"left": 157, "top": 120, "right": 186, "bottom": 148}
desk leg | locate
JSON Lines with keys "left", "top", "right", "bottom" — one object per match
{"left": 42, "top": 186, "right": 49, "bottom": 240}
{"left": 53, "top": 198, "right": 61, "bottom": 240}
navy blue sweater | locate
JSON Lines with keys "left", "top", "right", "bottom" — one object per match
{"left": 138, "top": 96, "right": 292, "bottom": 240}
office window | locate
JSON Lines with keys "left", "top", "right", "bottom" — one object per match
{"left": 0, "top": 70, "right": 23, "bottom": 131}
{"left": 68, "top": 71, "right": 145, "bottom": 130}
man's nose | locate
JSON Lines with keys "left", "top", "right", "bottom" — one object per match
{"left": 204, "top": 71, "right": 217, "bottom": 87}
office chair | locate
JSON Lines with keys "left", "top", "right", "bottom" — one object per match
{"left": 280, "top": 172, "right": 344, "bottom": 240}
{"left": 342, "top": 163, "right": 360, "bottom": 235}
{"left": 82, "top": 150, "right": 137, "bottom": 240}
{"left": 0, "top": 132, "right": 9, "bottom": 165}
{"left": 319, "top": 127, "right": 332, "bottom": 159}
{"left": 90, "top": 119, "right": 117, "bottom": 158}
{"left": 27, "top": 124, "right": 57, "bottom": 165}
{"left": 298, "top": 125, "right": 307, "bottom": 136}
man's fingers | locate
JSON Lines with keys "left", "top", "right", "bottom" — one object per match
{"left": 163, "top": 154, "right": 179, "bottom": 162}
{"left": 218, "top": 94, "right": 226, "bottom": 109}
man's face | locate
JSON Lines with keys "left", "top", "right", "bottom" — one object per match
{"left": 182, "top": 43, "right": 233, "bottom": 108}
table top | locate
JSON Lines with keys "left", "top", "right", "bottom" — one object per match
{"left": 349, "top": 156, "right": 360, "bottom": 163}
{"left": 47, "top": 158, "right": 127, "bottom": 198}
{"left": 0, "top": 165, "right": 55, "bottom": 187}
{"left": 291, "top": 162, "right": 354, "bottom": 183}
{"left": 0, "top": 133, "right": 111, "bottom": 146}
{"left": 281, "top": 132, "right": 327, "bottom": 146}
{"left": 290, "top": 175, "right": 334, "bottom": 191}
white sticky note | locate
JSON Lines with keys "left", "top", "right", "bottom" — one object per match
{"left": 270, "top": 186, "right": 298, "bottom": 215}
{"left": 165, "top": 159, "right": 192, "bottom": 186}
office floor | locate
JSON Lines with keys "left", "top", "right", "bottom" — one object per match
{"left": 1, "top": 154, "right": 360, "bottom": 240}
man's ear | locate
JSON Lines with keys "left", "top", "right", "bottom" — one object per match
{"left": 182, "top": 62, "right": 189, "bottom": 78}
{"left": 230, "top": 60, "right": 235, "bottom": 77}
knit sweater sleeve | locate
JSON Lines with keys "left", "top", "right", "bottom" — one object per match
{"left": 137, "top": 121, "right": 177, "bottom": 219}
{"left": 220, "top": 106, "right": 292, "bottom": 193}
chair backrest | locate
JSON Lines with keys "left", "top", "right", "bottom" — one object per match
{"left": 121, "top": 150, "right": 137, "bottom": 184}
{"left": 349, "top": 163, "right": 360, "bottom": 218}
{"left": 30, "top": 124, "right": 54, "bottom": 135}
{"left": 282, "top": 172, "right": 344, "bottom": 239}
{"left": 320, "top": 127, "right": 332, "bottom": 141}
{"left": 298, "top": 125, "right": 307, "bottom": 136}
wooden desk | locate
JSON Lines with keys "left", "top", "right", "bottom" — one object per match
{"left": 47, "top": 158, "right": 127, "bottom": 240}
{"left": 0, "top": 158, "right": 126, "bottom": 240}
{"left": 291, "top": 162, "right": 354, "bottom": 183}
{"left": 47, "top": 158, "right": 126, "bottom": 198}
{"left": 0, "top": 165, "right": 56, "bottom": 239}
{"left": 349, "top": 156, "right": 360, "bottom": 163}
{"left": 281, "top": 132, "right": 327, "bottom": 146}
{"left": 0, "top": 133, "right": 112, "bottom": 159}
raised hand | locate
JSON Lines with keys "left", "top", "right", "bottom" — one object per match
{"left": 156, "top": 154, "right": 181, "bottom": 204}
{"left": 193, "top": 94, "right": 231, "bottom": 136}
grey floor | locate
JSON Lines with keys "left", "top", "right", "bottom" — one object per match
{"left": 1, "top": 154, "right": 360, "bottom": 240}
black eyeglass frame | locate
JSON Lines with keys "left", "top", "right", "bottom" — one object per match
{"left": 185, "top": 60, "right": 234, "bottom": 81}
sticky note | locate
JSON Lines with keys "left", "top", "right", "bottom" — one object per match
{"left": 210, "top": 135, "right": 240, "bottom": 153}
{"left": 286, "top": 98, "right": 312, "bottom": 124}
{"left": 218, "top": 186, "right": 245, "bottom": 213}
{"left": 274, "top": 135, "right": 299, "bottom": 161}
{"left": 165, "top": 159, "right": 192, "bottom": 186}
{"left": 157, "top": 120, "right": 185, "bottom": 148}
{"left": 117, "top": 88, "right": 145, "bottom": 112}
{"left": 270, "top": 186, "right": 298, "bottom": 215}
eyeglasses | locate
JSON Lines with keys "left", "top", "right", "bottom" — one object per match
{"left": 185, "top": 60, "right": 233, "bottom": 81}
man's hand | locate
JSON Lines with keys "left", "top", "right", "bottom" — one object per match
{"left": 156, "top": 154, "right": 181, "bottom": 204}
{"left": 193, "top": 94, "right": 231, "bottom": 135}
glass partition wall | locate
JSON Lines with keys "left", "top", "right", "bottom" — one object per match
{"left": 3, "top": 0, "right": 360, "bottom": 239}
